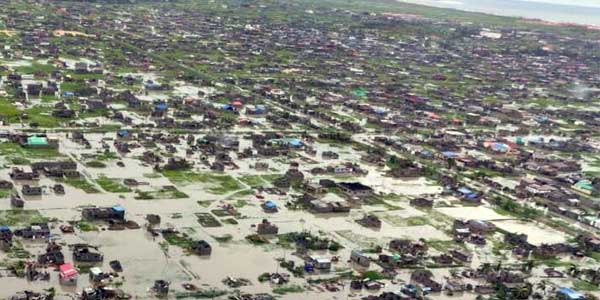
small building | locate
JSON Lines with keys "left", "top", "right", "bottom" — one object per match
{"left": 11, "top": 194, "right": 24, "bottom": 208}
{"left": 191, "top": 240, "right": 212, "bottom": 256}
{"left": 410, "top": 197, "right": 434, "bottom": 208}
{"left": 73, "top": 246, "right": 104, "bottom": 263}
{"left": 23, "top": 136, "right": 58, "bottom": 149}
{"left": 350, "top": 250, "right": 370, "bottom": 267}
{"left": 16, "top": 223, "right": 50, "bottom": 239}
{"left": 82, "top": 205, "right": 125, "bottom": 221}
{"left": 356, "top": 214, "right": 382, "bottom": 228}
{"left": 310, "top": 256, "right": 332, "bottom": 270}
{"left": 89, "top": 267, "right": 108, "bottom": 283}
{"left": 338, "top": 182, "right": 374, "bottom": 198}
{"left": 59, "top": 263, "right": 78, "bottom": 285}
{"left": 21, "top": 185, "right": 42, "bottom": 196}
{"left": 257, "top": 219, "right": 279, "bottom": 235}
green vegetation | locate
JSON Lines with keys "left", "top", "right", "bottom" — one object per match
{"left": 58, "top": 177, "right": 99, "bottom": 193}
{"left": 95, "top": 151, "right": 119, "bottom": 161}
{"left": 15, "top": 62, "right": 55, "bottom": 74}
{"left": 0, "top": 188, "right": 12, "bottom": 198}
{"left": 212, "top": 234, "right": 233, "bottom": 243}
{"left": 174, "top": 290, "right": 227, "bottom": 299}
{"left": 246, "top": 234, "right": 269, "bottom": 245}
{"left": 0, "top": 210, "right": 49, "bottom": 226}
{"left": 362, "top": 270, "right": 387, "bottom": 281}
{"left": 196, "top": 200, "right": 211, "bottom": 207}
{"left": 85, "top": 160, "right": 106, "bottom": 168}
{"left": 7, "top": 241, "right": 32, "bottom": 259}
{"left": 135, "top": 186, "right": 188, "bottom": 200}
{"left": 195, "top": 212, "right": 222, "bottom": 227}
{"left": 492, "top": 195, "right": 540, "bottom": 220}
{"left": 0, "top": 142, "right": 62, "bottom": 162}
{"left": 427, "top": 239, "right": 462, "bottom": 252}
{"left": 22, "top": 106, "right": 63, "bottom": 127}
{"left": 222, "top": 218, "right": 239, "bottom": 225}
{"left": 226, "top": 189, "right": 254, "bottom": 200}
{"left": 163, "top": 231, "right": 195, "bottom": 249}
{"left": 278, "top": 231, "right": 342, "bottom": 251}
{"left": 96, "top": 176, "right": 131, "bottom": 193}
{"left": 161, "top": 169, "right": 243, "bottom": 194}
{"left": 574, "top": 280, "right": 600, "bottom": 291}
{"left": 272, "top": 284, "right": 304, "bottom": 295}
{"left": 76, "top": 220, "right": 98, "bottom": 232}
{"left": 238, "top": 175, "right": 267, "bottom": 187}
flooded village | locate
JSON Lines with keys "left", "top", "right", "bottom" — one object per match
{"left": 0, "top": 0, "right": 599, "bottom": 300}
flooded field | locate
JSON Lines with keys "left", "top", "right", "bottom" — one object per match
{"left": 1, "top": 0, "right": 599, "bottom": 299}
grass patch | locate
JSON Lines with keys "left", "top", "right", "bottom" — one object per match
{"left": 195, "top": 213, "right": 222, "bottom": 227}
{"left": 134, "top": 186, "right": 188, "bottom": 200}
{"left": 76, "top": 220, "right": 98, "bottom": 232}
{"left": 261, "top": 174, "right": 282, "bottom": 183}
{"left": 0, "top": 189, "right": 12, "bottom": 198}
{"left": 196, "top": 200, "right": 211, "bottom": 207}
{"left": 376, "top": 214, "right": 430, "bottom": 227}
{"left": 0, "top": 142, "right": 62, "bottom": 162}
{"left": 233, "top": 199, "right": 249, "bottom": 208}
{"left": 143, "top": 172, "right": 162, "bottom": 179}
{"left": 272, "top": 284, "right": 304, "bottom": 295}
{"left": 57, "top": 177, "right": 99, "bottom": 193}
{"left": 238, "top": 175, "right": 266, "bottom": 187}
{"left": 15, "top": 62, "right": 56, "bottom": 74}
{"left": 212, "top": 234, "right": 233, "bottom": 243}
{"left": 96, "top": 176, "right": 131, "bottom": 193}
{"left": 226, "top": 189, "right": 254, "bottom": 200}
{"left": 161, "top": 170, "right": 242, "bottom": 194}
{"left": 174, "top": 290, "right": 227, "bottom": 299}
{"left": 427, "top": 239, "right": 462, "bottom": 252}
{"left": 222, "top": 218, "right": 239, "bottom": 225}
{"left": 246, "top": 234, "right": 270, "bottom": 245}
{"left": 163, "top": 231, "right": 195, "bottom": 249}
{"left": 0, "top": 210, "right": 49, "bottom": 226}
{"left": 85, "top": 160, "right": 106, "bottom": 168}
{"left": 573, "top": 280, "right": 600, "bottom": 291}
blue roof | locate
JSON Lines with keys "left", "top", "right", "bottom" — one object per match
{"left": 442, "top": 151, "right": 458, "bottom": 158}
{"left": 288, "top": 138, "right": 302, "bottom": 146}
{"left": 558, "top": 288, "right": 585, "bottom": 300}
{"left": 0, "top": 225, "right": 10, "bottom": 232}
{"left": 155, "top": 103, "right": 168, "bottom": 111}
{"left": 491, "top": 143, "right": 510, "bottom": 152}
{"left": 117, "top": 129, "right": 129, "bottom": 137}
{"left": 265, "top": 201, "right": 276, "bottom": 209}
{"left": 374, "top": 107, "right": 387, "bottom": 114}
{"left": 112, "top": 205, "right": 125, "bottom": 212}
{"left": 457, "top": 187, "right": 473, "bottom": 195}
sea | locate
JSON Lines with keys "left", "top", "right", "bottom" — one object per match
{"left": 398, "top": 0, "right": 600, "bottom": 26}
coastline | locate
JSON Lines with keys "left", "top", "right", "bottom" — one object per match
{"left": 396, "top": 0, "right": 600, "bottom": 27}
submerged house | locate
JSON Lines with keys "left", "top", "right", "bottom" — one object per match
{"left": 82, "top": 205, "right": 125, "bottom": 221}
{"left": 191, "top": 240, "right": 212, "bottom": 256}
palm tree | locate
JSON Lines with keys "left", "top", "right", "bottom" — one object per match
{"left": 535, "top": 280, "right": 546, "bottom": 293}
{"left": 568, "top": 264, "right": 580, "bottom": 278}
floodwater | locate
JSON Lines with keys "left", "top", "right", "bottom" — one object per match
{"left": 0, "top": 130, "right": 467, "bottom": 299}
{"left": 491, "top": 220, "right": 568, "bottom": 246}
{"left": 435, "top": 205, "right": 510, "bottom": 221}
